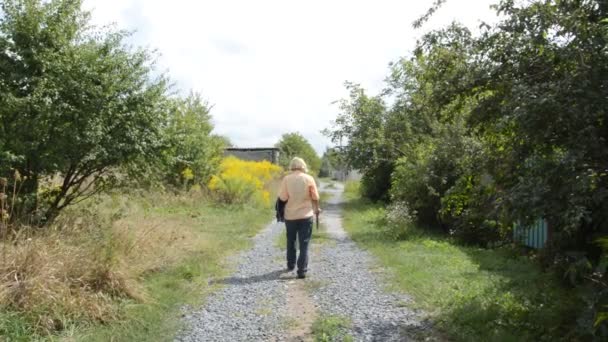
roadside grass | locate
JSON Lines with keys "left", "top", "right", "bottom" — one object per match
{"left": 341, "top": 182, "right": 580, "bottom": 341}
{"left": 343, "top": 180, "right": 360, "bottom": 201}
{"left": 311, "top": 314, "right": 353, "bottom": 342}
{"left": 319, "top": 190, "right": 331, "bottom": 204}
{"left": 0, "top": 191, "right": 272, "bottom": 341}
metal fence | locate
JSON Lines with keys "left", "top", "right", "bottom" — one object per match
{"left": 513, "top": 218, "right": 549, "bottom": 249}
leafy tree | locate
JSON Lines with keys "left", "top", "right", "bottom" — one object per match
{"left": 0, "top": 0, "right": 169, "bottom": 223}
{"left": 319, "top": 147, "right": 346, "bottom": 178}
{"left": 324, "top": 82, "right": 393, "bottom": 200}
{"left": 162, "top": 93, "right": 225, "bottom": 188}
{"left": 327, "top": 0, "right": 608, "bottom": 246}
{"left": 325, "top": 0, "right": 608, "bottom": 336}
{"left": 216, "top": 135, "right": 234, "bottom": 148}
{"left": 464, "top": 1, "right": 607, "bottom": 335}
{"left": 384, "top": 24, "right": 479, "bottom": 226}
{"left": 325, "top": 82, "right": 391, "bottom": 171}
{"left": 468, "top": 0, "right": 608, "bottom": 248}
{"left": 275, "top": 132, "right": 321, "bottom": 175}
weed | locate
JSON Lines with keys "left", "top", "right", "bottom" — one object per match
{"left": 311, "top": 314, "right": 353, "bottom": 342}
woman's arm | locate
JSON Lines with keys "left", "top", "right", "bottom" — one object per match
{"left": 312, "top": 199, "right": 320, "bottom": 215}
{"left": 309, "top": 177, "right": 321, "bottom": 214}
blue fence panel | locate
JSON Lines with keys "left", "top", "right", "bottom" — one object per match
{"left": 513, "top": 218, "right": 548, "bottom": 249}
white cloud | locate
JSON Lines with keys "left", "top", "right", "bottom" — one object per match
{"left": 83, "top": 0, "right": 499, "bottom": 154}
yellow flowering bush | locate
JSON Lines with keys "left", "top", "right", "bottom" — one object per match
{"left": 208, "top": 156, "right": 283, "bottom": 206}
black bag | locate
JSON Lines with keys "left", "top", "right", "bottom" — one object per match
{"left": 275, "top": 198, "right": 287, "bottom": 222}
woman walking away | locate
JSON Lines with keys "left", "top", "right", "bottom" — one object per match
{"left": 278, "top": 157, "right": 321, "bottom": 279}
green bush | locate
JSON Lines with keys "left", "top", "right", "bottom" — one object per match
{"left": 360, "top": 162, "right": 393, "bottom": 202}
{"left": 383, "top": 201, "right": 416, "bottom": 240}
{"left": 209, "top": 177, "right": 258, "bottom": 205}
{"left": 162, "top": 93, "right": 226, "bottom": 189}
{"left": 440, "top": 165, "right": 509, "bottom": 246}
{"left": 390, "top": 123, "right": 473, "bottom": 229}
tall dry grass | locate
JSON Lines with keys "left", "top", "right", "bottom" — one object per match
{"left": 0, "top": 191, "right": 211, "bottom": 335}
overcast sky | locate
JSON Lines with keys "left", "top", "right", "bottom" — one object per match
{"left": 83, "top": 0, "right": 499, "bottom": 154}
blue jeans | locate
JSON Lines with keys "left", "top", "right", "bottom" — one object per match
{"left": 285, "top": 217, "right": 313, "bottom": 275}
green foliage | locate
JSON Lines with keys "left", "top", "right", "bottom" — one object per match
{"left": 463, "top": 3, "right": 608, "bottom": 333}
{"left": 0, "top": 0, "right": 169, "bottom": 223}
{"left": 327, "top": 1, "right": 608, "bottom": 335}
{"left": 324, "top": 83, "right": 393, "bottom": 200}
{"left": 565, "top": 237, "right": 608, "bottom": 338}
{"left": 318, "top": 147, "right": 346, "bottom": 179}
{"left": 326, "top": 0, "right": 608, "bottom": 248}
{"left": 275, "top": 132, "right": 321, "bottom": 175}
{"left": 162, "top": 93, "right": 225, "bottom": 188}
{"left": 468, "top": 0, "right": 608, "bottom": 251}
{"left": 325, "top": 83, "right": 390, "bottom": 171}
{"left": 383, "top": 200, "right": 416, "bottom": 240}
{"left": 343, "top": 180, "right": 361, "bottom": 201}
{"left": 311, "top": 314, "right": 353, "bottom": 342}
{"left": 360, "top": 161, "right": 393, "bottom": 202}
{"left": 384, "top": 23, "right": 478, "bottom": 229}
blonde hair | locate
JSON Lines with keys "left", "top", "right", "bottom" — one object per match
{"left": 289, "top": 157, "right": 308, "bottom": 173}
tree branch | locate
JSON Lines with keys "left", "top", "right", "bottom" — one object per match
{"left": 413, "top": 0, "right": 448, "bottom": 29}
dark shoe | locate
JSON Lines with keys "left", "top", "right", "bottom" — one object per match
{"left": 297, "top": 273, "right": 306, "bottom": 279}
{"left": 287, "top": 265, "right": 295, "bottom": 272}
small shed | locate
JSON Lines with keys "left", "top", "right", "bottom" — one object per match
{"left": 224, "top": 147, "right": 280, "bottom": 164}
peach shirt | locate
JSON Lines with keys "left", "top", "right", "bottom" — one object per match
{"left": 278, "top": 170, "right": 320, "bottom": 220}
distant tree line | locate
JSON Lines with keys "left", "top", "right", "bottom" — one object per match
{"left": 275, "top": 132, "right": 321, "bottom": 175}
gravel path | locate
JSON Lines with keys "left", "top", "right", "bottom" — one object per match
{"left": 311, "top": 183, "right": 426, "bottom": 341}
{"left": 176, "top": 183, "right": 427, "bottom": 341}
{"left": 176, "top": 221, "right": 291, "bottom": 342}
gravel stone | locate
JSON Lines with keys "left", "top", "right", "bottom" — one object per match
{"left": 175, "top": 221, "right": 291, "bottom": 342}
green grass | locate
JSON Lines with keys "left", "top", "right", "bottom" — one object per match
{"left": 311, "top": 314, "right": 353, "bottom": 342}
{"left": 343, "top": 180, "right": 360, "bottom": 201}
{"left": 341, "top": 184, "right": 579, "bottom": 341}
{"left": 0, "top": 311, "right": 37, "bottom": 341}
{"left": 319, "top": 190, "right": 331, "bottom": 204}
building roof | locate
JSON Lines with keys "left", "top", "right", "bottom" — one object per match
{"left": 225, "top": 147, "right": 280, "bottom": 151}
